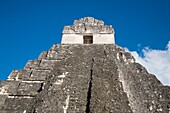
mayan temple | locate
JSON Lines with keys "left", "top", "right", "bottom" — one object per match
{"left": 0, "top": 17, "right": 170, "bottom": 113}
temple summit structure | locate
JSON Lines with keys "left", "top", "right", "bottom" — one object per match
{"left": 61, "top": 17, "right": 115, "bottom": 44}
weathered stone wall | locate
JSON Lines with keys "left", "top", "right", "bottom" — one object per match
{"left": 93, "top": 34, "right": 115, "bottom": 44}
{"left": 0, "top": 44, "right": 170, "bottom": 113}
{"left": 61, "top": 17, "right": 115, "bottom": 44}
{"left": 62, "top": 34, "right": 83, "bottom": 44}
{"left": 62, "top": 34, "right": 115, "bottom": 44}
{"left": 62, "top": 17, "right": 114, "bottom": 34}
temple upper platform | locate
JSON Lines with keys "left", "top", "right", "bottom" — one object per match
{"left": 61, "top": 17, "right": 115, "bottom": 44}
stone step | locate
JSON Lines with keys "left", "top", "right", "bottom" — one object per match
{"left": 7, "top": 70, "right": 31, "bottom": 81}
{"left": 10, "top": 82, "right": 43, "bottom": 96}
{"left": 38, "top": 51, "right": 48, "bottom": 60}
{"left": 0, "top": 81, "right": 20, "bottom": 95}
{"left": 0, "top": 110, "right": 26, "bottom": 113}
{"left": 7, "top": 69, "right": 51, "bottom": 81}
{"left": 0, "top": 80, "right": 43, "bottom": 97}
{"left": 3, "top": 97, "right": 34, "bottom": 110}
{"left": 24, "top": 60, "right": 41, "bottom": 69}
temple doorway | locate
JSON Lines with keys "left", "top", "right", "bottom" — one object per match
{"left": 83, "top": 36, "right": 93, "bottom": 44}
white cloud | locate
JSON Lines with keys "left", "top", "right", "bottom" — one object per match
{"left": 126, "top": 41, "right": 170, "bottom": 86}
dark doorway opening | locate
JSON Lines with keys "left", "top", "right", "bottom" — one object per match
{"left": 83, "top": 36, "right": 93, "bottom": 44}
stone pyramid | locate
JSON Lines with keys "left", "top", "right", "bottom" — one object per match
{"left": 0, "top": 17, "right": 170, "bottom": 113}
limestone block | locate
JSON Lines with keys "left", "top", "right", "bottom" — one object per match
{"left": 3, "top": 97, "right": 33, "bottom": 110}
{"left": 46, "top": 50, "right": 59, "bottom": 60}
{"left": 0, "top": 110, "right": 27, "bottom": 113}
{"left": 0, "top": 81, "right": 20, "bottom": 95}
{"left": 7, "top": 70, "right": 18, "bottom": 80}
{"left": 62, "top": 26, "right": 75, "bottom": 34}
{"left": 13, "top": 82, "right": 42, "bottom": 96}
{"left": 0, "top": 95, "right": 7, "bottom": 109}
{"left": 88, "top": 17, "right": 95, "bottom": 23}
{"left": 39, "top": 59, "right": 57, "bottom": 70}
{"left": 106, "top": 25, "right": 114, "bottom": 33}
{"left": 17, "top": 70, "right": 31, "bottom": 80}
{"left": 24, "top": 60, "right": 41, "bottom": 69}
{"left": 62, "top": 26, "right": 70, "bottom": 33}
{"left": 29, "top": 70, "right": 50, "bottom": 80}
{"left": 73, "top": 20, "right": 79, "bottom": 25}
{"left": 38, "top": 51, "right": 48, "bottom": 60}
{"left": 8, "top": 70, "right": 32, "bottom": 81}
{"left": 98, "top": 20, "right": 104, "bottom": 26}
{"left": 122, "top": 52, "right": 135, "bottom": 63}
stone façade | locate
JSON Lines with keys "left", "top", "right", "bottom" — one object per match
{"left": 61, "top": 17, "right": 115, "bottom": 44}
{"left": 0, "top": 44, "right": 170, "bottom": 113}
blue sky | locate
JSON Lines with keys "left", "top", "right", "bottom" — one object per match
{"left": 0, "top": 0, "right": 170, "bottom": 80}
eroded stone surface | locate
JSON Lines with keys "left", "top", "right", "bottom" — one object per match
{"left": 0, "top": 44, "right": 170, "bottom": 113}
{"left": 61, "top": 17, "right": 115, "bottom": 44}
{"left": 62, "top": 17, "right": 114, "bottom": 34}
